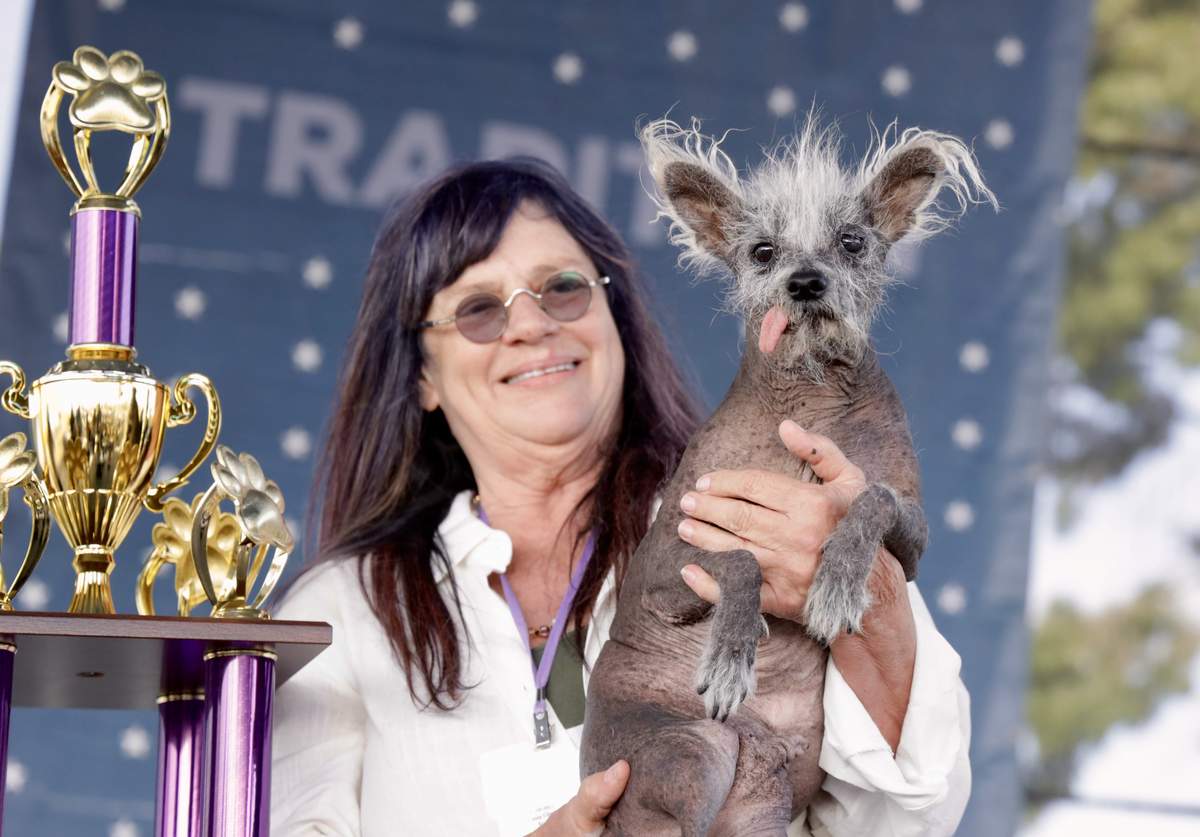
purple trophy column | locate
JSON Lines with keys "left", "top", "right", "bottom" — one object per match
{"left": 156, "top": 640, "right": 206, "bottom": 837}
{"left": 156, "top": 696, "right": 206, "bottom": 837}
{"left": 202, "top": 649, "right": 275, "bottom": 837}
{"left": 0, "top": 640, "right": 13, "bottom": 834}
{"left": 69, "top": 208, "right": 137, "bottom": 346}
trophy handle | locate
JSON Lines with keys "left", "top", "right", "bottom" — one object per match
{"left": 188, "top": 483, "right": 222, "bottom": 608}
{"left": 134, "top": 546, "right": 168, "bottom": 616}
{"left": 0, "top": 362, "right": 31, "bottom": 419}
{"left": 144, "top": 373, "right": 221, "bottom": 513}
{"left": 0, "top": 472, "right": 51, "bottom": 610}
{"left": 249, "top": 540, "right": 290, "bottom": 613}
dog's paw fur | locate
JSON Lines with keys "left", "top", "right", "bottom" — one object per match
{"left": 695, "top": 615, "right": 767, "bottom": 721}
{"left": 804, "top": 530, "right": 874, "bottom": 645}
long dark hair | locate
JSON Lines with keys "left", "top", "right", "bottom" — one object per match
{"left": 312, "top": 158, "right": 700, "bottom": 709}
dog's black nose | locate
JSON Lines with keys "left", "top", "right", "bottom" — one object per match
{"left": 787, "top": 270, "right": 828, "bottom": 301}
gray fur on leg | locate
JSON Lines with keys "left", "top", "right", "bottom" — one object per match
{"left": 695, "top": 614, "right": 769, "bottom": 721}
{"left": 804, "top": 482, "right": 900, "bottom": 644}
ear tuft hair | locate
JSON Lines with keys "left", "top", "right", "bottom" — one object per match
{"left": 639, "top": 118, "right": 745, "bottom": 276}
{"left": 857, "top": 121, "right": 998, "bottom": 244}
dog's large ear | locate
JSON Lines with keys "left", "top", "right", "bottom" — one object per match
{"left": 641, "top": 118, "right": 744, "bottom": 271}
{"left": 859, "top": 127, "right": 997, "bottom": 244}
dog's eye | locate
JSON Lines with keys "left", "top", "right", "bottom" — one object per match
{"left": 751, "top": 243, "right": 776, "bottom": 264}
{"left": 839, "top": 232, "right": 865, "bottom": 254}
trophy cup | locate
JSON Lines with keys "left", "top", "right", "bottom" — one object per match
{"left": 0, "top": 45, "right": 220, "bottom": 615}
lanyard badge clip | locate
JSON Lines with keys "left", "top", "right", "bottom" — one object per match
{"left": 533, "top": 689, "right": 553, "bottom": 748}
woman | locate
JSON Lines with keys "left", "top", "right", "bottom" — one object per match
{"left": 271, "top": 158, "right": 970, "bottom": 836}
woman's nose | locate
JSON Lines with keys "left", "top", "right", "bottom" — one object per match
{"left": 502, "top": 292, "right": 559, "bottom": 343}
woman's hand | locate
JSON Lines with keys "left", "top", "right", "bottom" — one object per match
{"left": 531, "top": 760, "right": 629, "bottom": 837}
{"left": 676, "top": 420, "right": 866, "bottom": 622}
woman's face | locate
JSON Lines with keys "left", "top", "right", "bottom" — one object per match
{"left": 418, "top": 202, "right": 626, "bottom": 463}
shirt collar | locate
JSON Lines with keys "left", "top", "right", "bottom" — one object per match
{"left": 432, "top": 489, "right": 513, "bottom": 585}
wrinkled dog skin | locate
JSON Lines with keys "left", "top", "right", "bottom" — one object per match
{"left": 581, "top": 116, "right": 996, "bottom": 836}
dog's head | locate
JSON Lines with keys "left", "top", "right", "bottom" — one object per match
{"left": 642, "top": 115, "right": 997, "bottom": 378}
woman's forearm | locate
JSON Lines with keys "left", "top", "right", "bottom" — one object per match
{"left": 827, "top": 547, "right": 916, "bottom": 753}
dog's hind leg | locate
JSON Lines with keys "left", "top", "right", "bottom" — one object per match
{"left": 604, "top": 718, "right": 739, "bottom": 837}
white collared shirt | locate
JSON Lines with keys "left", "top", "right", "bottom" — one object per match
{"left": 270, "top": 490, "right": 971, "bottom": 836}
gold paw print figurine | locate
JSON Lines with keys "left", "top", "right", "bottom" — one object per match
{"left": 0, "top": 433, "right": 51, "bottom": 611}
{"left": 41, "top": 45, "right": 170, "bottom": 212}
{"left": 189, "top": 446, "right": 294, "bottom": 620}
{"left": 52, "top": 46, "right": 165, "bottom": 133}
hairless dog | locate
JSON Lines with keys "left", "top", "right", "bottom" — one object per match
{"left": 581, "top": 115, "right": 996, "bottom": 836}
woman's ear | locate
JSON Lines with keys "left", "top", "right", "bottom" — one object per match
{"left": 418, "top": 364, "right": 440, "bottom": 412}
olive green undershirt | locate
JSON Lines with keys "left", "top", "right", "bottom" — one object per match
{"left": 529, "top": 627, "right": 587, "bottom": 729}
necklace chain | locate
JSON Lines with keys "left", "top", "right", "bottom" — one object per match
{"left": 474, "top": 493, "right": 558, "bottom": 639}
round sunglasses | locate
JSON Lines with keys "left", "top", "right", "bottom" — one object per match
{"left": 417, "top": 271, "right": 611, "bottom": 343}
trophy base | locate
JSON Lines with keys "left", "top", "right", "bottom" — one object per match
{"left": 68, "top": 549, "right": 116, "bottom": 614}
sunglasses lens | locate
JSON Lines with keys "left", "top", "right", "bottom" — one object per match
{"left": 541, "top": 273, "right": 592, "bottom": 322}
{"left": 455, "top": 294, "right": 505, "bottom": 343}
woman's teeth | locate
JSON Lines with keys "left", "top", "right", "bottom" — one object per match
{"left": 506, "top": 361, "right": 577, "bottom": 384}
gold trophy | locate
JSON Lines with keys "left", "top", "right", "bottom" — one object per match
{"left": 0, "top": 47, "right": 220, "bottom": 614}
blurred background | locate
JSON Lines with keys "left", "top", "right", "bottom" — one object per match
{"left": 0, "top": 0, "right": 1194, "bottom": 835}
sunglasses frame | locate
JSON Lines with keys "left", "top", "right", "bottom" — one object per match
{"left": 417, "top": 272, "right": 611, "bottom": 343}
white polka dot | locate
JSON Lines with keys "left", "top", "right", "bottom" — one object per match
{"left": 174, "top": 287, "right": 206, "bottom": 320}
{"left": 881, "top": 65, "right": 911, "bottom": 97}
{"left": 61, "top": 230, "right": 71, "bottom": 256}
{"left": 16, "top": 578, "right": 50, "bottom": 610}
{"left": 53, "top": 312, "right": 69, "bottom": 344}
{"left": 767, "top": 85, "right": 796, "bottom": 117}
{"left": 894, "top": 0, "right": 922, "bottom": 12}
{"left": 937, "top": 582, "right": 967, "bottom": 614}
{"left": 6, "top": 760, "right": 26, "bottom": 793}
{"left": 985, "top": 118, "right": 1014, "bottom": 150}
{"left": 552, "top": 53, "right": 583, "bottom": 85}
{"left": 944, "top": 500, "right": 975, "bottom": 532}
{"left": 951, "top": 418, "right": 983, "bottom": 451}
{"left": 333, "top": 17, "right": 364, "bottom": 49}
{"left": 291, "top": 339, "right": 323, "bottom": 373}
{"left": 285, "top": 516, "right": 300, "bottom": 543}
{"left": 779, "top": 3, "right": 809, "bottom": 32}
{"left": 98, "top": 0, "right": 126, "bottom": 11}
{"left": 281, "top": 427, "right": 312, "bottom": 460}
{"left": 120, "top": 725, "right": 151, "bottom": 759}
{"left": 302, "top": 256, "right": 333, "bottom": 290}
{"left": 959, "top": 341, "right": 990, "bottom": 373}
{"left": 667, "top": 31, "right": 698, "bottom": 62}
{"left": 995, "top": 35, "right": 1025, "bottom": 67}
{"left": 447, "top": 0, "right": 478, "bottom": 28}
{"left": 109, "top": 819, "right": 139, "bottom": 837}
{"left": 156, "top": 462, "right": 180, "bottom": 481}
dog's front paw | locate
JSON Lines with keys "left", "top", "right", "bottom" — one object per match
{"left": 695, "top": 617, "right": 766, "bottom": 722}
{"left": 804, "top": 531, "right": 874, "bottom": 645}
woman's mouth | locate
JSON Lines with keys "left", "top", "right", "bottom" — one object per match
{"left": 503, "top": 360, "right": 581, "bottom": 385}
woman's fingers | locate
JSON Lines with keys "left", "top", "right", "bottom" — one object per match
{"left": 679, "top": 491, "right": 792, "bottom": 551}
{"left": 692, "top": 467, "right": 796, "bottom": 512}
{"left": 778, "top": 420, "right": 864, "bottom": 486}
{"left": 680, "top": 563, "right": 721, "bottom": 604}
{"left": 566, "top": 761, "right": 629, "bottom": 834}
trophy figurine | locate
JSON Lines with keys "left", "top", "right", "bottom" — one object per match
{"left": 0, "top": 432, "right": 51, "bottom": 611}
{"left": 0, "top": 46, "right": 220, "bottom": 614}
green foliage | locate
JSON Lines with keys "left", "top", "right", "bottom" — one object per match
{"left": 1025, "top": 586, "right": 1199, "bottom": 797}
{"left": 1053, "top": 0, "right": 1200, "bottom": 482}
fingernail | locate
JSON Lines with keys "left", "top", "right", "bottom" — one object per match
{"left": 680, "top": 493, "right": 696, "bottom": 512}
{"left": 678, "top": 520, "right": 694, "bottom": 540}
{"left": 695, "top": 475, "right": 710, "bottom": 491}
{"left": 681, "top": 565, "right": 697, "bottom": 584}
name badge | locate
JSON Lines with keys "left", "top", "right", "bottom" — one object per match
{"left": 479, "top": 718, "right": 581, "bottom": 836}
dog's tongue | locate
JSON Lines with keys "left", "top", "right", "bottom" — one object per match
{"left": 759, "top": 306, "right": 789, "bottom": 355}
